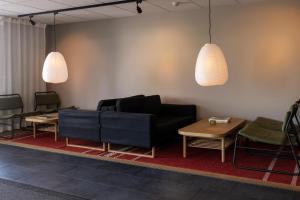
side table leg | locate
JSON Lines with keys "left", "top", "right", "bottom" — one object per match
{"left": 183, "top": 135, "right": 187, "bottom": 158}
{"left": 221, "top": 138, "right": 225, "bottom": 163}
{"left": 33, "top": 123, "right": 36, "bottom": 139}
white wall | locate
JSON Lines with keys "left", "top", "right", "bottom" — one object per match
{"left": 48, "top": 0, "right": 300, "bottom": 121}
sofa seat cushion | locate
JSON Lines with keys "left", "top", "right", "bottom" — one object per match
{"left": 156, "top": 115, "right": 194, "bottom": 133}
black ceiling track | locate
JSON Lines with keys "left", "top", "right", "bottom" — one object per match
{"left": 18, "top": 0, "right": 143, "bottom": 17}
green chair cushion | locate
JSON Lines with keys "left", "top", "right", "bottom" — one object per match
{"left": 239, "top": 123, "right": 286, "bottom": 145}
{"left": 16, "top": 111, "right": 41, "bottom": 118}
{"left": 1, "top": 111, "right": 41, "bottom": 120}
{"left": 39, "top": 109, "right": 57, "bottom": 114}
{"left": 0, "top": 114, "right": 15, "bottom": 120}
{"left": 254, "top": 117, "right": 283, "bottom": 131}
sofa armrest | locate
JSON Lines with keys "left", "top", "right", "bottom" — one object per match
{"left": 101, "top": 111, "right": 155, "bottom": 148}
{"left": 161, "top": 104, "right": 197, "bottom": 120}
{"left": 59, "top": 109, "right": 99, "bottom": 119}
{"left": 59, "top": 109, "right": 101, "bottom": 142}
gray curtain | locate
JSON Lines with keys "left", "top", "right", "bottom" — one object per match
{"left": 0, "top": 17, "right": 46, "bottom": 131}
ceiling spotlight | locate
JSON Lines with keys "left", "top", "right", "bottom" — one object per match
{"left": 136, "top": 0, "right": 143, "bottom": 14}
{"left": 29, "top": 15, "right": 36, "bottom": 26}
{"left": 172, "top": 1, "right": 193, "bottom": 7}
{"left": 172, "top": 1, "right": 180, "bottom": 7}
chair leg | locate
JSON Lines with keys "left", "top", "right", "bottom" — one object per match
{"left": 295, "top": 115, "right": 300, "bottom": 128}
{"left": 294, "top": 116, "right": 300, "bottom": 147}
{"left": 294, "top": 134, "right": 300, "bottom": 148}
{"left": 1, "top": 118, "right": 16, "bottom": 140}
{"left": 234, "top": 135, "right": 300, "bottom": 175}
{"left": 19, "top": 117, "right": 22, "bottom": 130}
{"left": 10, "top": 118, "right": 15, "bottom": 139}
{"left": 286, "top": 132, "right": 300, "bottom": 175}
{"left": 232, "top": 133, "right": 239, "bottom": 166}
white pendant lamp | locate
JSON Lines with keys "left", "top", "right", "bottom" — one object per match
{"left": 42, "top": 13, "right": 68, "bottom": 83}
{"left": 195, "top": 0, "right": 228, "bottom": 86}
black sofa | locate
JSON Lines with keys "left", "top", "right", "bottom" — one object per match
{"left": 101, "top": 95, "right": 196, "bottom": 157}
{"left": 59, "top": 95, "right": 196, "bottom": 157}
{"left": 59, "top": 95, "right": 144, "bottom": 150}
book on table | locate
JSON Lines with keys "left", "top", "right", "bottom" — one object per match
{"left": 35, "top": 113, "right": 58, "bottom": 120}
{"left": 208, "top": 117, "right": 231, "bottom": 124}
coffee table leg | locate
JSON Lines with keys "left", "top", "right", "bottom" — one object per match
{"left": 54, "top": 123, "right": 57, "bottom": 142}
{"left": 33, "top": 122, "right": 36, "bottom": 139}
{"left": 221, "top": 138, "right": 225, "bottom": 163}
{"left": 183, "top": 135, "right": 187, "bottom": 158}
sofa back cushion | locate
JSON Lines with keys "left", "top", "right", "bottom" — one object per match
{"left": 97, "top": 98, "right": 119, "bottom": 111}
{"left": 116, "top": 95, "right": 145, "bottom": 113}
{"left": 144, "top": 95, "right": 161, "bottom": 115}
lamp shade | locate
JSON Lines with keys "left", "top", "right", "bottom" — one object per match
{"left": 42, "top": 52, "right": 68, "bottom": 83}
{"left": 195, "top": 43, "right": 228, "bottom": 86}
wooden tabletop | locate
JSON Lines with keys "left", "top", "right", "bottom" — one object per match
{"left": 178, "top": 118, "right": 246, "bottom": 138}
{"left": 25, "top": 113, "right": 58, "bottom": 123}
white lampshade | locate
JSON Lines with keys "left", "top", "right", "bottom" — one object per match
{"left": 42, "top": 52, "right": 68, "bottom": 83}
{"left": 195, "top": 43, "right": 228, "bottom": 86}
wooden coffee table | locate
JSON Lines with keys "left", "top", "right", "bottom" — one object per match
{"left": 25, "top": 113, "right": 59, "bottom": 141}
{"left": 178, "top": 118, "right": 246, "bottom": 163}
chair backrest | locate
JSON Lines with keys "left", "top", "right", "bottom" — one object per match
{"left": 0, "top": 94, "right": 23, "bottom": 111}
{"left": 295, "top": 100, "right": 300, "bottom": 127}
{"left": 34, "top": 91, "right": 60, "bottom": 111}
{"left": 290, "top": 103, "right": 299, "bottom": 120}
{"left": 282, "top": 103, "right": 299, "bottom": 132}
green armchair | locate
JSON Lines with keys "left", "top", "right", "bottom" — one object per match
{"left": 233, "top": 103, "right": 300, "bottom": 176}
{"left": 0, "top": 94, "right": 39, "bottom": 139}
{"left": 34, "top": 91, "right": 76, "bottom": 114}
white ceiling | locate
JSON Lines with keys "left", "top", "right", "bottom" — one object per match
{"left": 0, "top": 0, "right": 264, "bottom": 24}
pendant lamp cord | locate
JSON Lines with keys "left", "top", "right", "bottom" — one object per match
{"left": 53, "top": 12, "right": 57, "bottom": 51}
{"left": 209, "top": 0, "right": 212, "bottom": 44}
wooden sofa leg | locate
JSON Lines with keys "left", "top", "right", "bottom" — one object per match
{"left": 107, "top": 143, "right": 156, "bottom": 158}
{"left": 152, "top": 147, "right": 155, "bottom": 158}
{"left": 65, "top": 137, "right": 105, "bottom": 151}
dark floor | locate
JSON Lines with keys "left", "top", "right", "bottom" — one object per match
{"left": 0, "top": 144, "right": 298, "bottom": 200}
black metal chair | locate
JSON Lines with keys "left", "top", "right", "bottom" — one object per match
{"left": 0, "top": 94, "right": 24, "bottom": 139}
{"left": 295, "top": 99, "right": 300, "bottom": 129}
{"left": 34, "top": 91, "right": 61, "bottom": 114}
{"left": 233, "top": 103, "right": 300, "bottom": 176}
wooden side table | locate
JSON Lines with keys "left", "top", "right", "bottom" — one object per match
{"left": 178, "top": 118, "right": 246, "bottom": 163}
{"left": 25, "top": 113, "right": 59, "bottom": 141}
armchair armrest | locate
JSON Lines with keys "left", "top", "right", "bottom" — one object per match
{"left": 101, "top": 111, "right": 155, "bottom": 148}
{"left": 16, "top": 111, "right": 42, "bottom": 118}
{"left": 161, "top": 104, "right": 196, "bottom": 120}
{"left": 58, "top": 106, "right": 78, "bottom": 111}
{"left": 59, "top": 109, "right": 101, "bottom": 142}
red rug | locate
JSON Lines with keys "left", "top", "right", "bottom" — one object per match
{"left": 1, "top": 130, "right": 299, "bottom": 191}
